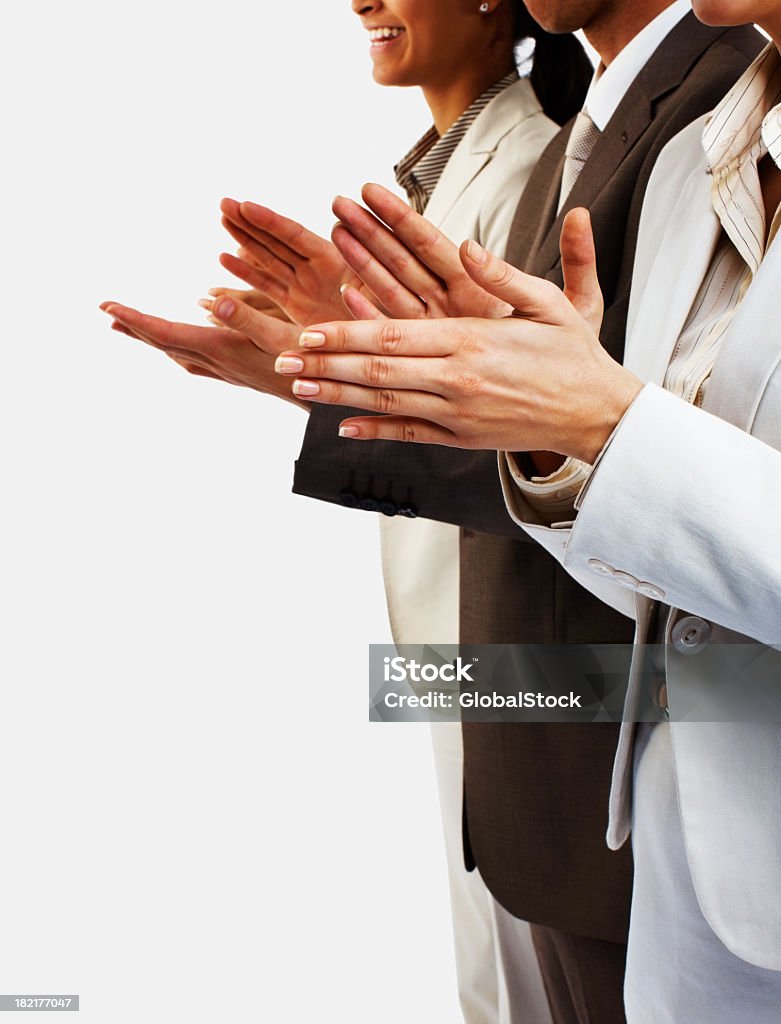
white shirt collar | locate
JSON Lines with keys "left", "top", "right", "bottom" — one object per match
{"left": 584, "top": 0, "right": 691, "bottom": 131}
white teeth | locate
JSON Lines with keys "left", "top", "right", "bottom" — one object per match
{"left": 369, "top": 26, "right": 404, "bottom": 42}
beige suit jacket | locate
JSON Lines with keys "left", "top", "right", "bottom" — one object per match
{"left": 381, "top": 78, "right": 557, "bottom": 647}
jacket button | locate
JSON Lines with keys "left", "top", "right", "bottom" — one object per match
{"left": 397, "top": 504, "right": 418, "bottom": 518}
{"left": 360, "top": 497, "right": 380, "bottom": 512}
{"left": 588, "top": 558, "right": 615, "bottom": 578}
{"left": 379, "top": 500, "right": 397, "bottom": 517}
{"left": 340, "top": 490, "right": 358, "bottom": 508}
{"left": 613, "top": 570, "right": 640, "bottom": 590}
{"left": 637, "top": 582, "right": 665, "bottom": 600}
{"left": 671, "top": 615, "right": 711, "bottom": 655}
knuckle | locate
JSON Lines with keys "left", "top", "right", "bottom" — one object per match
{"left": 366, "top": 355, "right": 390, "bottom": 387}
{"left": 388, "top": 251, "right": 410, "bottom": 276}
{"left": 311, "top": 353, "right": 328, "bottom": 378}
{"left": 398, "top": 421, "right": 418, "bottom": 443}
{"left": 486, "top": 258, "right": 515, "bottom": 288}
{"left": 396, "top": 204, "right": 414, "bottom": 230}
{"left": 377, "top": 388, "right": 398, "bottom": 414}
{"left": 334, "top": 327, "right": 350, "bottom": 351}
{"left": 458, "top": 330, "right": 484, "bottom": 357}
{"left": 454, "top": 370, "right": 484, "bottom": 395}
{"left": 379, "top": 322, "right": 404, "bottom": 354}
{"left": 416, "top": 229, "right": 438, "bottom": 259}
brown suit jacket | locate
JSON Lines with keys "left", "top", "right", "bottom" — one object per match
{"left": 293, "top": 16, "right": 764, "bottom": 943}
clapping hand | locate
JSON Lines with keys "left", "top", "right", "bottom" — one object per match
{"left": 331, "top": 183, "right": 514, "bottom": 320}
{"left": 214, "top": 198, "right": 378, "bottom": 326}
{"left": 272, "top": 210, "right": 638, "bottom": 458}
{"left": 101, "top": 301, "right": 310, "bottom": 410}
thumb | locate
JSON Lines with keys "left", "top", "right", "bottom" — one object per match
{"left": 459, "top": 240, "right": 566, "bottom": 323}
{"left": 211, "top": 296, "right": 297, "bottom": 356}
{"left": 559, "top": 208, "right": 604, "bottom": 333}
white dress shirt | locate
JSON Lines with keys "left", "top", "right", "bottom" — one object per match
{"left": 664, "top": 45, "right": 781, "bottom": 406}
{"left": 584, "top": 0, "right": 692, "bottom": 130}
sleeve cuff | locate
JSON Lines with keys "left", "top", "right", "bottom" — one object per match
{"left": 504, "top": 454, "right": 592, "bottom": 523}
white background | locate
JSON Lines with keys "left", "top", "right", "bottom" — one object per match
{"left": 1, "top": 2, "right": 461, "bottom": 1020}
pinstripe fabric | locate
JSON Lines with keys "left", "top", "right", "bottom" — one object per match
{"left": 394, "top": 71, "right": 519, "bottom": 214}
{"left": 666, "top": 44, "right": 781, "bottom": 406}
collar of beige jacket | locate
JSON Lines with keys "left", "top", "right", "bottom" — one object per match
{"left": 623, "top": 122, "right": 720, "bottom": 387}
{"left": 704, "top": 241, "right": 781, "bottom": 432}
{"left": 625, "top": 109, "right": 781, "bottom": 433}
{"left": 423, "top": 77, "right": 542, "bottom": 228}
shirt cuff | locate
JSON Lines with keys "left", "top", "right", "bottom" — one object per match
{"left": 504, "top": 454, "right": 592, "bottom": 523}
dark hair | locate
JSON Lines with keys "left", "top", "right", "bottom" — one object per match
{"left": 514, "top": 3, "right": 592, "bottom": 126}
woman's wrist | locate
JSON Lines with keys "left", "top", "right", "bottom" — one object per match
{"left": 575, "top": 367, "right": 644, "bottom": 464}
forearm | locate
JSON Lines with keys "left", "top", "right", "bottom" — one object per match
{"left": 292, "top": 404, "right": 531, "bottom": 539}
{"left": 564, "top": 385, "right": 781, "bottom": 645}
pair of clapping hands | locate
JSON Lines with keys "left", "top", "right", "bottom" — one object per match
{"left": 101, "top": 185, "right": 642, "bottom": 464}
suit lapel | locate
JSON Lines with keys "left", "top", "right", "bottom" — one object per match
{"left": 530, "top": 15, "right": 736, "bottom": 277}
{"left": 506, "top": 129, "right": 567, "bottom": 273}
{"left": 424, "top": 149, "right": 491, "bottom": 228}
{"left": 426, "top": 78, "right": 543, "bottom": 230}
{"left": 703, "top": 245, "right": 781, "bottom": 431}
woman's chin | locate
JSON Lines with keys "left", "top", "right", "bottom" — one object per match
{"left": 370, "top": 60, "right": 416, "bottom": 89}
{"left": 370, "top": 64, "right": 403, "bottom": 87}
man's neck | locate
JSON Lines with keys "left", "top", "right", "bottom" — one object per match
{"left": 584, "top": 0, "right": 678, "bottom": 66}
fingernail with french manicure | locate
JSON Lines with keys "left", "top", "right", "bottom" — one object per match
{"left": 299, "top": 331, "right": 326, "bottom": 348}
{"left": 339, "top": 425, "right": 360, "bottom": 438}
{"left": 465, "top": 239, "right": 488, "bottom": 265}
{"left": 275, "top": 355, "right": 305, "bottom": 374}
{"left": 293, "top": 380, "right": 320, "bottom": 397}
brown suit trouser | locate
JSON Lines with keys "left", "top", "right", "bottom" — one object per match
{"left": 530, "top": 923, "right": 627, "bottom": 1024}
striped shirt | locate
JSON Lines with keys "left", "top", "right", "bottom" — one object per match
{"left": 665, "top": 44, "right": 781, "bottom": 406}
{"left": 508, "top": 43, "right": 781, "bottom": 523}
{"left": 394, "top": 71, "right": 520, "bottom": 214}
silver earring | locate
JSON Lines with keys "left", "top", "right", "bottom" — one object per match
{"left": 479, "top": 2, "right": 489, "bottom": 11}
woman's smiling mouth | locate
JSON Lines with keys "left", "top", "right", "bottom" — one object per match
{"left": 368, "top": 26, "right": 406, "bottom": 49}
